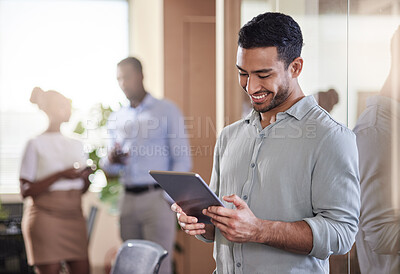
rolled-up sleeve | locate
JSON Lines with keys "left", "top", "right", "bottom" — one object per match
{"left": 304, "top": 127, "right": 360, "bottom": 260}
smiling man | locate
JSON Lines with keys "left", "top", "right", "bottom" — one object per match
{"left": 172, "top": 12, "right": 360, "bottom": 273}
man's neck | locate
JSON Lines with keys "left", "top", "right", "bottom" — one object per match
{"left": 129, "top": 89, "right": 147, "bottom": 108}
{"left": 259, "top": 86, "right": 305, "bottom": 129}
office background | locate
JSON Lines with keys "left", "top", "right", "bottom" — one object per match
{"left": 0, "top": 0, "right": 399, "bottom": 273}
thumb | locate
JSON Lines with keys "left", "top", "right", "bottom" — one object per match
{"left": 171, "top": 203, "right": 184, "bottom": 214}
{"left": 223, "top": 194, "right": 247, "bottom": 209}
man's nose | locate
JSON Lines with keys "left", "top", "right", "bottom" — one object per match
{"left": 246, "top": 75, "right": 261, "bottom": 95}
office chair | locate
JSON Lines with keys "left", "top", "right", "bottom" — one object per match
{"left": 110, "top": 240, "right": 168, "bottom": 274}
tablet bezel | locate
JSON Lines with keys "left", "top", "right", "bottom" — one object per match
{"left": 149, "top": 170, "right": 224, "bottom": 224}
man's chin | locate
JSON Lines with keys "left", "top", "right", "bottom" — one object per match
{"left": 125, "top": 94, "right": 137, "bottom": 101}
{"left": 252, "top": 103, "right": 273, "bottom": 113}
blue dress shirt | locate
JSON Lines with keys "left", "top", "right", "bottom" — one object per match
{"left": 101, "top": 93, "right": 192, "bottom": 185}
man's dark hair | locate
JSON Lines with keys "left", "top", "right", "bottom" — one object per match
{"left": 118, "top": 57, "right": 143, "bottom": 74}
{"left": 238, "top": 12, "right": 303, "bottom": 69}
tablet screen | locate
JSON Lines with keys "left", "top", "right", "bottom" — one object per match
{"left": 149, "top": 170, "right": 224, "bottom": 224}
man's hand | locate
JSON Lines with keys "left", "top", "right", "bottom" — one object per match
{"left": 203, "top": 194, "right": 262, "bottom": 243}
{"left": 171, "top": 203, "right": 207, "bottom": 235}
{"left": 108, "top": 143, "right": 129, "bottom": 164}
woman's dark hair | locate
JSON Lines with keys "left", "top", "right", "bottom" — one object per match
{"left": 238, "top": 12, "right": 303, "bottom": 69}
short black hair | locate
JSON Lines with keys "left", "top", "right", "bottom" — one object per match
{"left": 118, "top": 56, "right": 143, "bottom": 73}
{"left": 238, "top": 12, "right": 303, "bottom": 69}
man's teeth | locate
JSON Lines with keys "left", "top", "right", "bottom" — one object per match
{"left": 252, "top": 94, "right": 267, "bottom": 99}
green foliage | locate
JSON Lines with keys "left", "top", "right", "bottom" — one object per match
{"left": 88, "top": 149, "right": 102, "bottom": 173}
{"left": 73, "top": 121, "right": 85, "bottom": 135}
{"left": 73, "top": 103, "right": 121, "bottom": 213}
{"left": 98, "top": 176, "right": 122, "bottom": 215}
{"left": 98, "top": 104, "right": 113, "bottom": 127}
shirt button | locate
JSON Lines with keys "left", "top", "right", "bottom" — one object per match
{"left": 243, "top": 195, "right": 248, "bottom": 200}
{"left": 251, "top": 163, "right": 255, "bottom": 168}
{"left": 236, "top": 262, "right": 241, "bottom": 267}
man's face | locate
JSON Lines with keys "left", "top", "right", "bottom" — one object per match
{"left": 117, "top": 64, "right": 143, "bottom": 100}
{"left": 236, "top": 46, "right": 291, "bottom": 113}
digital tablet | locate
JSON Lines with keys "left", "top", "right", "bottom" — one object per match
{"left": 149, "top": 170, "right": 225, "bottom": 224}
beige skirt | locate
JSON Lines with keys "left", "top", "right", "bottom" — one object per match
{"left": 21, "top": 190, "right": 89, "bottom": 265}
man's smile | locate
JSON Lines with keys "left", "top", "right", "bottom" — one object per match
{"left": 250, "top": 92, "right": 272, "bottom": 104}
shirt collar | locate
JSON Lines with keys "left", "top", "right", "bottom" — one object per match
{"left": 126, "top": 92, "right": 156, "bottom": 111}
{"left": 367, "top": 95, "right": 400, "bottom": 118}
{"left": 244, "top": 109, "right": 257, "bottom": 123}
{"left": 244, "top": 95, "right": 318, "bottom": 124}
{"left": 140, "top": 92, "right": 156, "bottom": 109}
{"left": 285, "top": 95, "right": 318, "bottom": 120}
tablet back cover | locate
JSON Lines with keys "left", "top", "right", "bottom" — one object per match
{"left": 149, "top": 171, "right": 223, "bottom": 224}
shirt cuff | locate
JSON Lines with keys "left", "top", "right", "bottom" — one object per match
{"left": 303, "top": 215, "right": 334, "bottom": 260}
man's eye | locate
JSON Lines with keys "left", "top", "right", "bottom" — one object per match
{"left": 239, "top": 73, "right": 248, "bottom": 77}
{"left": 259, "top": 75, "right": 270, "bottom": 79}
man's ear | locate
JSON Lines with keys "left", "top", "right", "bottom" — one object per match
{"left": 289, "top": 57, "right": 303, "bottom": 78}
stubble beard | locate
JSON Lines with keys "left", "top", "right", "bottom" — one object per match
{"left": 252, "top": 82, "right": 290, "bottom": 113}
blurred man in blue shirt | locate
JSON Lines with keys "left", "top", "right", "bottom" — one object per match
{"left": 101, "top": 57, "right": 192, "bottom": 274}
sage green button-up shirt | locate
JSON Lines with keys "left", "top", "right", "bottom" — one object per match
{"left": 202, "top": 95, "right": 360, "bottom": 274}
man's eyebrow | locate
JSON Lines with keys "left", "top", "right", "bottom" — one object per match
{"left": 236, "top": 65, "right": 273, "bottom": 74}
{"left": 236, "top": 65, "right": 247, "bottom": 72}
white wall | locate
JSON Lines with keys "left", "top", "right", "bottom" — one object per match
{"left": 129, "top": 0, "right": 164, "bottom": 99}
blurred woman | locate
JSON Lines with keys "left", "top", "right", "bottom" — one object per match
{"left": 20, "top": 87, "right": 91, "bottom": 274}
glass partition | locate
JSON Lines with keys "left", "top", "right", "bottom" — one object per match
{"left": 240, "top": 0, "right": 400, "bottom": 273}
{"left": 348, "top": 2, "right": 399, "bottom": 274}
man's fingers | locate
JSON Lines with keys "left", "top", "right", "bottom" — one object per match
{"left": 223, "top": 194, "right": 246, "bottom": 209}
{"left": 171, "top": 203, "right": 186, "bottom": 215}
{"left": 172, "top": 204, "right": 208, "bottom": 236}
{"left": 171, "top": 203, "right": 181, "bottom": 213}
{"left": 178, "top": 214, "right": 198, "bottom": 224}
{"left": 204, "top": 209, "right": 231, "bottom": 225}
{"left": 210, "top": 218, "right": 229, "bottom": 233}
{"left": 180, "top": 222, "right": 205, "bottom": 230}
{"left": 184, "top": 229, "right": 206, "bottom": 236}
{"left": 206, "top": 205, "right": 236, "bottom": 218}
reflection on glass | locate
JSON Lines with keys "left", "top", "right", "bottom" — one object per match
{"left": 240, "top": 0, "right": 400, "bottom": 273}
{"left": 350, "top": 1, "right": 400, "bottom": 274}
{"left": 354, "top": 26, "right": 400, "bottom": 274}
